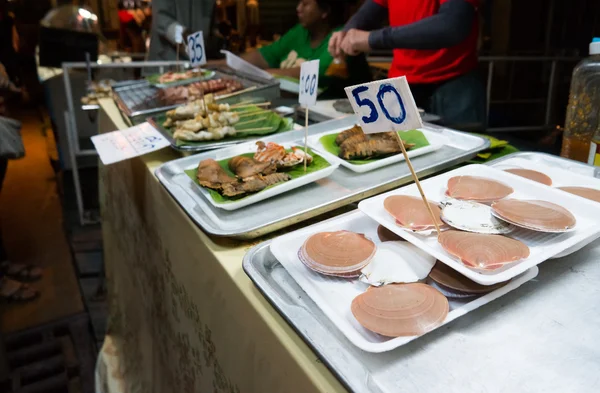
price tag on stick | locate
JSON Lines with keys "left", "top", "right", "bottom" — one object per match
{"left": 187, "top": 31, "right": 206, "bottom": 67}
{"left": 345, "top": 77, "right": 440, "bottom": 236}
{"left": 299, "top": 60, "right": 320, "bottom": 171}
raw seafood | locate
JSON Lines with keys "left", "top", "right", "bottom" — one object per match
{"left": 351, "top": 283, "right": 448, "bottom": 337}
{"left": 558, "top": 186, "right": 600, "bottom": 203}
{"left": 196, "top": 159, "right": 236, "bottom": 190}
{"left": 446, "top": 176, "right": 513, "bottom": 203}
{"left": 440, "top": 199, "right": 513, "bottom": 234}
{"left": 428, "top": 262, "right": 508, "bottom": 294}
{"left": 504, "top": 169, "right": 553, "bottom": 186}
{"left": 377, "top": 225, "right": 404, "bottom": 242}
{"left": 221, "top": 173, "right": 291, "bottom": 197}
{"left": 491, "top": 199, "right": 576, "bottom": 232}
{"left": 254, "top": 142, "right": 313, "bottom": 167}
{"left": 298, "top": 231, "right": 376, "bottom": 277}
{"left": 228, "top": 156, "right": 276, "bottom": 178}
{"left": 438, "top": 230, "right": 530, "bottom": 271}
{"left": 384, "top": 195, "right": 444, "bottom": 231}
{"left": 335, "top": 125, "right": 363, "bottom": 145}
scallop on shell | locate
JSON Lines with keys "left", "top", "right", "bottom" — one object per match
{"left": 351, "top": 283, "right": 449, "bottom": 337}
{"left": 359, "top": 241, "right": 436, "bottom": 286}
{"left": 440, "top": 198, "right": 514, "bottom": 234}
{"left": 384, "top": 195, "right": 445, "bottom": 232}
{"left": 377, "top": 225, "right": 405, "bottom": 242}
{"left": 438, "top": 230, "right": 530, "bottom": 272}
{"left": 298, "top": 231, "right": 376, "bottom": 277}
{"left": 428, "top": 262, "right": 509, "bottom": 295}
{"left": 558, "top": 186, "right": 600, "bottom": 203}
{"left": 491, "top": 199, "right": 576, "bottom": 233}
{"left": 504, "top": 168, "right": 553, "bottom": 186}
{"left": 446, "top": 176, "right": 513, "bottom": 203}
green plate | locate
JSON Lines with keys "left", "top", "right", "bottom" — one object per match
{"left": 318, "top": 129, "right": 430, "bottom": 165}
{"left": 184, "top": 147, "right": 330, "bottom": 203}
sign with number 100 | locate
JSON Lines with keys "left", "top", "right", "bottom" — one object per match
{"left": 299, "top": 60, "right": 320, "bottom": 106}
{"left": 187, "top": 31, "right": 206, "bottom": 67}
{"left": 344, "top": 76, "right": 422, "bottom": 134}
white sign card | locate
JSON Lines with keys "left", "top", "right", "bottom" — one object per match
{"left": 344, "top": 76, "right": 422, "bottom": 134}
{"left": 187, "top": 31, "right": 206, "bottom": 67}
{"left": 91, "top": 122, "right": 170, "bottom": 165}
{"left": 298, "top": 60, "right": 320, "bottom": 107}
{"left": 174, "top": 25, "right": 183, "bottom": 44}
{"left": 220, "top": 50, "right": 274, "bottom": 80}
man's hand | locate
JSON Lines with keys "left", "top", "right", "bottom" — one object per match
{"left": 340, "top": 29, "right": 371, "bottom": 56}
{"left": 328, "top": 31, "right": 347, "bottom": 58}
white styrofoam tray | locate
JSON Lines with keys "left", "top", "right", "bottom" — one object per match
{"left": 176, "top": 141, "right": 339, "bottom": 211}
{"left": 490, "top": 156, "right": 600, "bottom": 258}
{"left": 307, "top": 127, "right": 447, "bottom": 173}
{"left": 358, "top": 164, "right": 600, "bottom": 285}
{"left": 270, "top": 210, "right": 539, "bottom": 353}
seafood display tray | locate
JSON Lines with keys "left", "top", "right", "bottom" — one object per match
{"left": 155, "top": 116, "right": 489, "bottom": 239}
{"left": 113, "top": 66, "right": 280, "bottom": 125}
{"left": 358, "top": 164, "right": 600, "bottom": 285}
{"left": 149, "top": 70, "right": 216, "bottom": 89}
{"left": 269, "top": 210, "right": 538, "bottom": 353}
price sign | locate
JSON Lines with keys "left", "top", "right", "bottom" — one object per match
{"left": 187, "top": 31, "right": 206, "bottom": 67}
{"left": 344, "top": 76, "right": 422, "bottom": 134}
{"left": 91, "top": 122, "right": 170, "bottom": 165}
{"left": 298, "top": 60, "right": 319, "bottom": 107}
{"left": 174, "top": 25, "right": 183, "bottom": 44}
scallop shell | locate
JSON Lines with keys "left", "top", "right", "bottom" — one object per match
{"left": 504, "top": 168, "right": 552, "bottom": 185}
{"left": 377, "top": 225, "right": 405, "bottom": 242}
{"left": 351, "top": 283, "right": 449, "bottom": 337}
{"left": 427, "top": 280, "right": 477, "bottom": 299}
{"left": 558, "top": 186, "right": 600, "bottom": 203}
{"left": 440, "top": 198, "right": 514, "bottom": 234}
{"left": 428, "top": 261, "right": 509, "bottom": 294}
{"left": 298, "top": 231, "right": 376, "bottom": 277}
{"left": 384, "top": 195, "right": 445, "bottom": 232}
{"left": 359, "top": 241, "right": 436, "bottom": 286}
{"left": 438, "top": 230, "right": 530, "bottom": 272}
{"left": 491, "top": 199, "right": 576, "bottom": 233}
{"left": 446, "top": 176, "right": 513, "bottom": 203}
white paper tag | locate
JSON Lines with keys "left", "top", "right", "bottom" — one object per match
{"left": 91, "top": 122, "right": 170, "bottom": 165}
{"left": 187, "top": 31, "right": 206, "bottom": 67}
{"left": 298, "top": 60, "right": 319, "bottom": 107}
{"left": 174, "top": 25, "right": 183, "bottom": 44}
{"left": 344, "top": 76, "right": 423, "bottom": 134}
{"left": 220, "top": 50, "right": 274, "bottom": 80}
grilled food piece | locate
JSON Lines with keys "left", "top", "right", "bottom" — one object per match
{"left": 221, "top": 173, "right": 291, "bottom": 197}
{"left": 335, "top": 125, "right": 364, "bottom": 145}
{"left": 228, "top": 156, "right": 277, "bottom": 178}
{"left": 197, "top": 159, "right": 236, "bottom": 190}
{"left": 339, "top": 138, "right": 416, "bottom": 160}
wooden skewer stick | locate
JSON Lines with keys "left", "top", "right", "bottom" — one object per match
{"left": 234, "top": 116, "right": 267, "bottom": 126}
{"left": 230, "top": 102, "right": 271, "bottom": 109}
{"left": 304, "top": 107, "right": 309, "bottom": 172}
{"left": 216, "top": 86, "right": 258, "bottom": 100}
{"left": 237, "top": 109, "right": 270, "bottom": 118}
{"left": 393, "top": 132, "right": 442, "bottom": 237}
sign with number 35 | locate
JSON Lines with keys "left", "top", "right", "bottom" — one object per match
{"left": 344, "top": 76, "right": 422, "bottom": 134}
{"left": 299, "top": 60, "right": 319, "bottom": 107}
{"left": 187, "top": 31, "right": 206, "bottom": 67}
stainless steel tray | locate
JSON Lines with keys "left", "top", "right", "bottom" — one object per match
{"left": 113, "top": 67, "right": 280, "bottom": 125}
{"left": 486, "top": 151, "right": 600, "bottom": 178}
{"left": 155, "top": 116, "right": 489, "bottom": 239}
{"left": 242, "top": 217, "right": 600, "bottom": 393}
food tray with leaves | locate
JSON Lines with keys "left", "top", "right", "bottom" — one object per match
{"left": 155, "top": 116, "right": 489, "bottom": 239}
{"left": 358, "top": 164, "right": 600, "bottom": 285}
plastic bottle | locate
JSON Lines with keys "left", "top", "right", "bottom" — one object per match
{"left": 560, "top": 38, "right": 600, "bottom": 162}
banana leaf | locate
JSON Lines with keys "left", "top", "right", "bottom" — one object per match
{"left": 184, "top": 147, "right": 330, "bottom": 203}
{"left": 319, "top": 129, "right": 430, "bottom": 165}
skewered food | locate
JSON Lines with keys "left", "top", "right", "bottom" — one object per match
{"left": 334, "top": 125, "right": 415, "bottom": 160}
{"left": 81, "top": 80, "right": 112, "bottom": 104}
{"left": 446, "top": 176, "right": 513, "bottom": 203}
{"left": 504, "top": 169, "right": 553, "bottom": 186}
{"left": 157, "top": 78, "right": 244, "bottom": 105}
{"left": 557, "top": 186, "right": 600, "bottom": 203}
{"left": 157, "top": 69, "right": 206, "bottom": 84}
{"left": 491, "top": 199, "right": 576, "bottom": 232}
{"left": 384, "top": 195, "right": 445, "bottom": 232}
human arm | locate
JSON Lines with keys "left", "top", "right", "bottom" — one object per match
{"left": 266, "top": 67, "right": 300, "bottom": 78}
{"left": 152, "top": 0, "right": 186, "bottom": 47}
{"left": 241, "top": 50, "right": 270, "bottom": 69}
{"left": 329, "top": 0, "right": 387, "bottom": 57}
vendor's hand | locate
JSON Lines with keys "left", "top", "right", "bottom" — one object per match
{"left": 328, "top": 31, "right": 347, "bottom": 58}
{"left": 340, "top": 29, "right": 371, "bottom": 56}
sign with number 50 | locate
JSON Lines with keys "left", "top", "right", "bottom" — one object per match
{"left": 344, "top": 76, "right": 422, "bottom": 134}
{"left": 187, "top": 31, "right": 206, "bottom": 67}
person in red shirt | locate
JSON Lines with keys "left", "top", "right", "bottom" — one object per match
{"left": 329, "top": 0, "right": 485, "bottom": 130}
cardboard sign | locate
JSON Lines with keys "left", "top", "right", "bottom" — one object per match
{"left": 298, "top": 60, "right": 320, "bottom": 107}
{"left": 175, "top": 25, "right": 183, "bottom": 44}
{"left": 344, "top": 76, "right": 422, "bottom": 134}
{"left": 91, "top": 122, "right": 170, "bottom": 165}
{"left": 187, "top": 31, "right": 206, "bottom": 67}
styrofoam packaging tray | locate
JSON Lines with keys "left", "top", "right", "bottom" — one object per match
{"left": 175, "top": 141, "right": 339, "bottom": 211}
{"left": 490, "top": 156, "right": 600, "bottom": 258}
{"left": 307, "top": 127, "right": 447, "bottom": 173}
{"left": 358, "top": 164, "right": 600, "bottom": 285}
{"left": 269, "top": 210, "right": 539, "bottom": 353}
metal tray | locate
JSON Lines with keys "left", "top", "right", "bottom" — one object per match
{"left": 113, "top": 67, "right": 280, "bottom": 125}
{"left": 155, "top": 116, "right": 489, "bottom": 239}
{"left": 242, "top": 220, "right": 600, "bottom": 393}
{"left": 486, "top": 151, "right": 600, "bottom": 178}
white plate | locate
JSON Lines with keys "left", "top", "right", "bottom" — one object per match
{"left": 270, "top": 210, "right": 539, "bottom": 353}
{"left": 307, "top": 127, "right": 447, "bottom": 173}
{"left": 490, "top": 157, "right": 600, "bottom": 258}
{"left": 358, "top": 164, "right": 600, "bottom": 285}
{"left": 181, "top": 141, "right": 339, "bottom": 211}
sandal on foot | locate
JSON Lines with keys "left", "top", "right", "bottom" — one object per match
{"left": 0, "top": 277, "right": 40, "bottom": 303}
{"left": 0, "top": 261, "right": 43, "bottom": 282}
